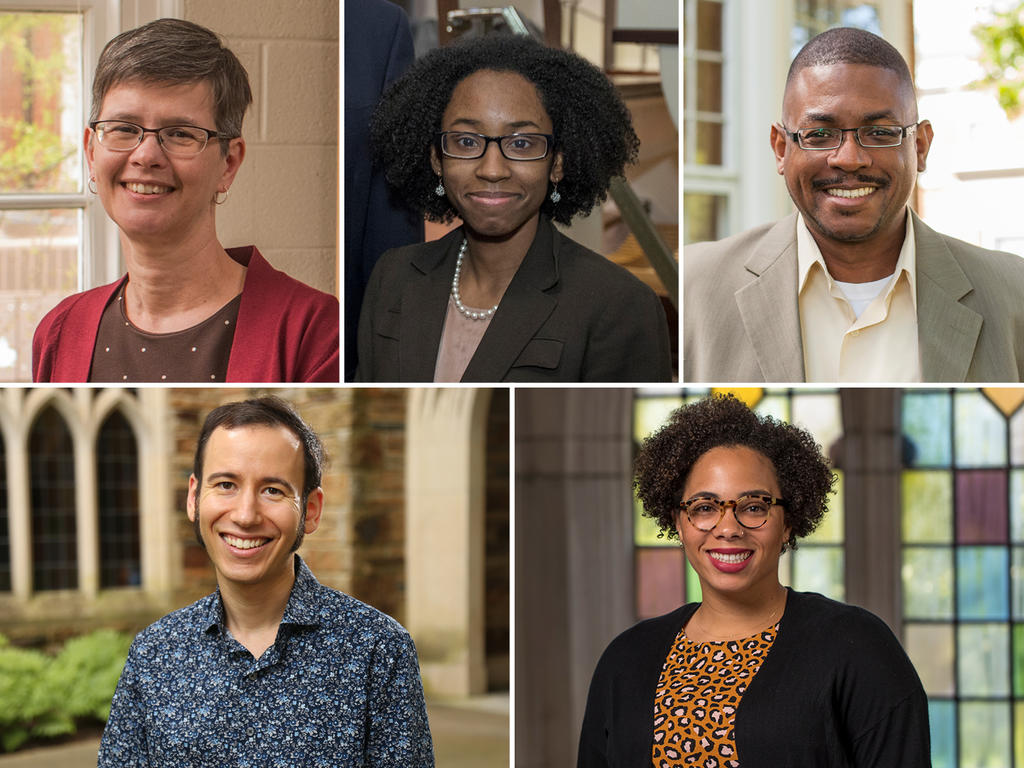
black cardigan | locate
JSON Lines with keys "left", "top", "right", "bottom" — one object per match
{"left": 577, "top": 589, "right": 931, "bottom": 767}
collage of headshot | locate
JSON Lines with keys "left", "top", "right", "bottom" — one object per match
{"left": 0, "top": 1, "right": 1022, "bottom": 767}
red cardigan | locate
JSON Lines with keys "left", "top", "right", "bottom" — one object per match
{"left": 32, "top": 247, "right": 339, "bottom": 383}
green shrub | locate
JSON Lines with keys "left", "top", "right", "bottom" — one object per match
{"left": 0, "top": 630, "right": 132, "bottom": 753}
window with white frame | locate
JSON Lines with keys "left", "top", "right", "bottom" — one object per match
{"left": 0, "top": 1, "right": 119, "bottom": 383}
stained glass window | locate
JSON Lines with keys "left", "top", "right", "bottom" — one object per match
{"left": 97, "top": 410, "right": 141, "bottom": 588}
{"left": 29, "top": 406, "right": 76, "bottom": 591}
{"left": 901, "top": 388, "right": 1024, "bottom": 767}
{"left": 633, "top": 388, "right": 843, "bottom": 620}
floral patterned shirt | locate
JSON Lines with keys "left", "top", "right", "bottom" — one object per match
{"left": 97, "top": 555, "right": 434, "bottom": 767}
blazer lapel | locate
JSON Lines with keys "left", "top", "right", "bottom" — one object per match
{"left": 734, "top": 214, "right": 805, "bottom": 381}
{"left": 461, "top": 218, "right": 559, "bottom": 382}
{"left": 913, "top": 212, "right": 982, "bottom": 382}
{"left": 399, "top": 232, "right": 458, "bottom": 380}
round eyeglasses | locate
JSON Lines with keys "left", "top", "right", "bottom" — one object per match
{"left": 90, "top": 120, "right": 235, "bottom": 157}
{"left": 782, "top": 123, "right": 918, "bottom": 150}
{"left": 680, "top": 494, "right": 785, "bottom": 532}
{"left": 436, "top": 131, "right": 554, "bottom": 161}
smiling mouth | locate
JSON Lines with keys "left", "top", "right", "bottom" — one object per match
{"left": 825, "top": 187, "right": 876, "bottom": 199}
{"left": 221, "top": 534, "right": 269, "bottom": 550}
{"left": 124, "top": 182, "right": 173, "bottom": 195}
{"left": 709, "top": 551, "right": 752, "bottom": 564}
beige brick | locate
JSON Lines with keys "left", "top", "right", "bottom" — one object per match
{"left": 226, "top": 39, "right": 264, "bottom": 140}
{"left": 258, "top": 248, "right": 337, "bottom": 296}
{"left": 264, "top": 41, "right": 338, "bottom": 143}
{"left": 217, "top": 144, "right": 337, "bottom": 251}
{"left": 184, "top": 0, "right": 338, "bottom": 40}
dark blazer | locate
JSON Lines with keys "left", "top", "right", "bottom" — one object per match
{"left": 684, "top": 209, "right": 1024, "bottom": 382}
{"left": 356, "top": 216, "right": 673, "bottom": 382}
{"left": 578, "top": 590, "right": 931, "bottom": 768}
{"left": 344, "top": 0, "right": 422, "bottom": 381}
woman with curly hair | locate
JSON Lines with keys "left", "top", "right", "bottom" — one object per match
{"left": 356, "top": 34, "right": 672, "bottom": 382}
{"left": 578, "top": 394, "right": 930, "bottom": 768}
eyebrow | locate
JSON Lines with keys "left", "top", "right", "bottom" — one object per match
{"left": 684, "top": 489, "right": 774, "bottom": 500}
{"left": 206, "top": 471, "right": 298, "bottom": 495}
{"left": 101, "top": 112, "right": 205, "bottom": 125}
{"left": 798, "top": 109, "right": 901, "bottom": 125}
{"left": 447, "top": 117, "right": 544, "bottom": 131}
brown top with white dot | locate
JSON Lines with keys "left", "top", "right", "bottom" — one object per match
{"left": 88, "top": 284, "right": 241, "bottom": 382}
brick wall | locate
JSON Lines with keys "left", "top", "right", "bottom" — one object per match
{"left": 181, "top": 0, "right": 338, "bottom": 296}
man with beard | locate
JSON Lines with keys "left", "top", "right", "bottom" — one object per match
{"left": 684, "top": 26, "right": 1024, "bottom": 382}
{"left": 98, "top": 396, "right": 434, "bottom": 767}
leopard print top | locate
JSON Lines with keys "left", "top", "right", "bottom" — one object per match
{"left": 651, "top": 623, "right": 778, "bottom": 768}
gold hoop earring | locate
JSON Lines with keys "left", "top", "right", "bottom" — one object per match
{"left": 215, "top": 189, "right": 229, "bottom": 205}
{"left": 88, "top": 178, "right": 97, "bottom": 194}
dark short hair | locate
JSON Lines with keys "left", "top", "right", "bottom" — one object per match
{"left": 786, "top": 26, "right": 915, "bottom": 99}
{"left": 191, "top": 396, "right": 325, "bottom": 550}
{"left": 90, "top": 19, "right": 252, "bottom": 154}
{"left": 370, "top": 34, "right": 638, "bottom": 225}
{"left": 633, "top": 394, "right": 835, "bottom": 550}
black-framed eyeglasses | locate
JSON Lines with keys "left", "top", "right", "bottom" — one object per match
{"left": 436, "top": 131, "right": 554, "bottom": 161}
{"left": 680, "top": 494, "right": 785, "bottom": 532}
{"left": 781, "top": 123, "right": 919, "bottom": 150}
{"left": 90, "top": 120, "right": 235, "bottom": 157}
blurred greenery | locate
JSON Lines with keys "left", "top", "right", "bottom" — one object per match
{"left": 972, "top": 3, "right": 1024, "bottom": 118}
{"left": 0, "top": 630, "right": 132, "bottom": 753}
{"left": 0, "top": 12, "right": 78, "bottom": 192}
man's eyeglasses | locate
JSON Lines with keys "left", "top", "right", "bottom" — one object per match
{"left": 90, "top": 120, "right": 235, "bottom": 157}
{"left": 436, "top": 131, "right": 554, "bottom": 161}
{"left": 680, "top": 494, "right": 785, "bottom": 532}
{"left": 782, "top": 123, "right": 919, "bottom": 150}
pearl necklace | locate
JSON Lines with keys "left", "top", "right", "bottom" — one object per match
{"left": 451, "top": 238, "right": 499, "bottom": 320}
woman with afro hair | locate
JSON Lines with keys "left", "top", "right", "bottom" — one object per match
{"left": 355, "top": 34, "right": 672, "bottom": 382}
{"left": 578, "top": 394, "right": 930, "bottom": 768}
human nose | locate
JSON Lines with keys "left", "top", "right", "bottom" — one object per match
{"left": 713, "top": 503, "right": 744, "bottom": 536}
{"left": 231, "top": 489, "right": 262, "bottom": 526}
{"left": 476, "top": 139, "right": 511, "bottom": 180}
{"left": 129, "top": 130, "right": 167, "bottom": 165}
{"left": 826, "top": 129, "right": 870, "bottom": 170}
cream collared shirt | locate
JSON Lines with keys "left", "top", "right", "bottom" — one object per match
{"left": 797, "top": 212, "right": 922, "bottom": 382}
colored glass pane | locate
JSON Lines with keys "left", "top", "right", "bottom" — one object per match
{"left": 1016, "top": 702, "right": 1024, "bottom": 766}
{"left": 805, "top": 471, "right": 843, "bottom": 544}
{"left": 929, "top": 700, "right": 955, "bottom": 768}
{"left": 905, "top": 622, "right": 954, "bottom": 696}
{"left": 790, "top": 546, "right": 843, "bottom": 601}
{"left": 791, "top": 392, "right": 842, "bottom": 458}
{"left": 1015, "top": 624, "right": 1024, "bottom": 697}
{"left": 956, "top": 470, "right": 1008, "bottom": 544}
{"left": 902, "top": 391, "right": 951, "bottom": 467}
{"left": 1013, "top": 548, "right": 1024, "bottom": 620}
{"left": 983, "top": 388, "right": 1024, "bottom": 418}
{"left": 960, "top": 701, "right": 1010, "bottom": 766}
{"left": 957, "top": 547, "right": 1009, "bottom": 620}
{"left": 1012, "top": 470, "right": 1024, "bottom": 543}
{"left": 686, "top": 557, "right": 702, "bottom": 604}
{"left": 753, "top": 393, "right": 789, "bottom": 422}
{"left": 1012, "top": 407, "right": 1024, "bottom": 465}
{"left": 634, "top": 493, "right": 673, "bottom": 547}
{"left": 958, "top": 624, "right": 1010, "bottom": 696}
{"left": 902, "top": 547, "right": 953, "bottom": 619}
{"left": 636, "top": 548, "right": 685, "bottom": 620}
{"left": 902, "top": 470, "right": 953, "bottom": 544}
{"left": 955, "top": 390, "right": 1007, "bottom": 468}
{"left": 634, "top": 395, "right": 683, "bottom": 442}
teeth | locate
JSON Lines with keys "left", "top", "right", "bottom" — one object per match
{"left": 709, "top": 551, "right": 752, "bottom": 564}
{"left": 222, "top": 535, "right": 268, "bottom": 550}
{"left": 126, "top": 182, "right": 171, "bottom": 194}
{"left": 826, "top": 187, "right": 875, "bottom": 198}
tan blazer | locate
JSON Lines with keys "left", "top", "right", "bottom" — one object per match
{"left": 683, "top": 210, "right": 1024, "bottom": 382}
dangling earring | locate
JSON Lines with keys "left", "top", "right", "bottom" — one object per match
{"left": 215, "top": 189, "right": 229, "bottom": 205}
{"left": 435, "top": 176, "right": 445, "bottom": 197}
{"left": 88, "top": 177, "right": 97, "bottom": 194}
{"left": 549, "top": 183, "right": 561, "bottom": 204}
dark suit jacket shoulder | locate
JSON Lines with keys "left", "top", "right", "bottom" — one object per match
{"left": 577, "top": 590, "right": 930, "bottom": 768}
{"left": 684, "top": 210, "right": 1024, "bottom": 382}
{"left": 357, "top": 216, "right": 673, "bottom": 382}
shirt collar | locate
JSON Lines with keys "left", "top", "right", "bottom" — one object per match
{"left": 200, "top": 554, "right": 324, "bottom": 635}
{"left": 796, "top": 210, "right": 917, "bottom": 309}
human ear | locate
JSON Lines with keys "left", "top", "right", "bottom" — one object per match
{"left": 770, "top": 123, "right": 787, "bottom": 175}
{"left": 187, "top": 474, "right": 198, "bottom": 522}
{"left": 303, "top": 487, "right": 324, "bottom": 535}
{"left": 914, "top": 120, "right": 934, "bottom": 173}
{"left": 430, "top": 144, "right": 442, "bottom": 177}
{"left": 549, "top": 151, "right": 564, "bottom": 184}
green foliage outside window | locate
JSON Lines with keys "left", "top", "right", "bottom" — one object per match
{"left": 0, "top": 630, "right": 133, "bottom": 753}
{"left": 972, "top": 3, "right": 1024, "bottom": 118}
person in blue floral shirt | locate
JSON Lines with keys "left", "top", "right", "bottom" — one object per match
{"left": 98, "top": 396, "right": 434, "bottom": 767}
